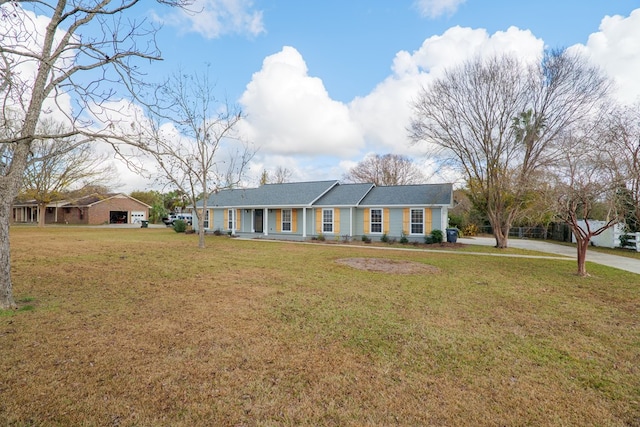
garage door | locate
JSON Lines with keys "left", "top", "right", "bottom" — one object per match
{"left": 131, "top": 211, "right": 146, "bottom": 223}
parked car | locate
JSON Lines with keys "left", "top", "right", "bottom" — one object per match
{"left": 162, "top": 213, "right": 193, "bottom": 226}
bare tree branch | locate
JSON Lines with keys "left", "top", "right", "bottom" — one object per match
{"left": 0, "top": 0, "right": 190, "bottom": 309}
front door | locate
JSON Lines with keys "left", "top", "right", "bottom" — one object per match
{"left": 254, "top": 209, "right": 264, "bottom": 233}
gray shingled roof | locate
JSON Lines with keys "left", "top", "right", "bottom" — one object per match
{"left": 197, "top": 181, "right": 453, "bottom": 208}
{"left": 314, "top": 183, "right": 375, "bottom": 206}
{"left": 359, "top": 183, "right": 453, "bottom": 206}
{"left": 201, "top": 180, "right": 339, "bottom": 207}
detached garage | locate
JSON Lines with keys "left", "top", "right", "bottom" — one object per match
{"left": 11, "top": 193, "right": 150, "bottom": 225}
{"left": 61, "top": 193, "right": 151, "bottom": 225}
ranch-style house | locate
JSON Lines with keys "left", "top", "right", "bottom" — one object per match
{"left": 192, "top": 180, "right": 453, "bottom": 242}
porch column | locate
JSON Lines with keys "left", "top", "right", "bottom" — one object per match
{"left": 350, "top": 207, "right": 353, "bottom": 237}
{"left": 302, "top": 208, "right": 307, "bottom": 238}
{"left": 264, "top": 208, "right": 269, "bottom": 236}
{"left": 232, "top": 209, "right": 236, "bottom": 234}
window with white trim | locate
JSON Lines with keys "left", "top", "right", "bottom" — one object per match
{"left": 410, "top": 209, "right": 424, "bottom": 234}
{"left": 227, "top": 209, "right": 235, "bottom": 230}
{"left": 322, "top": 208, "right": 333, "bottom": 233}
{"left": 203, "top": 210, "right": 210, "bottom": 229}
{"left": 282, "top": 209, "right": 292, "bottom": 232}
{"left": 370, "top": 209, "right": 383, "bottom": 233}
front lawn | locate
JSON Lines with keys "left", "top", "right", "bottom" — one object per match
{"left": 1, "top": 227, "right": 638, "bottom": 426}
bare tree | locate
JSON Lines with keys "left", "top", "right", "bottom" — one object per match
{"left": 260, "top": 166, "right": 292, "bottom": 185}
{"left": 21, "top": 123, "right": 116, "bottom": 227}
{"left": 0, "top": 0, "right": 189, "bottom": 309}
{"left": 601, "top": 103, "right": 640, "bottom": 232}
{"left": 272, "top": 166, "right": 292, "bottom": 184}
{"left": 343, "top": 153, "right": 425, "bottom": 186}
{"left": 136, "top": 70, "right": 254, "bottom": 249}
{"left": 410, "top": 50, "right": 610, "bottom": 248}
{"left": 552, "top": 125, "right": 625, "bottom": 276}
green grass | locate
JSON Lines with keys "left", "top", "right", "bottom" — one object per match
{"left": 1, "top": 227, "right": 639, "bottom": 426}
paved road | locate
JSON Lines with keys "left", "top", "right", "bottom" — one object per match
{"left": 459, "top": 236, "right": 640, "bottom": 275}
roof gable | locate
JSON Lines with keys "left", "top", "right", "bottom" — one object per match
{"left": 314, "top": 183, "right": 375, "bottom": 206}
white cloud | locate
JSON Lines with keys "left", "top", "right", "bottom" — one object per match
{"left": 156, "top": 0, "right": 265, "bottom": 39}
{"left": 570, "top": 8, "right": 640, "bottom": 105}
{"left": 413, "top": 0, "right": 466, "bottom": 19}
{"left": 238, "top": 46, "right": 364, "bottom": 157}
{"left": 349, "top": 26, "right": 544, "bottom": 156}
{"left": 237, "top": 27, "right": 547, "bottom": 185}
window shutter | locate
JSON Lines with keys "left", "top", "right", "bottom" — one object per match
{"left": 276, "top": 209, "right": 281, "bottom": 232}
{"left": 316, "top": 208, "right": 322, "bottom": 234}
{"left": 334, "top": 208, "right": 340, "bottom": 234}
{"left": 425, "top": 208, "right": 432, "bottom": 233}
{"left": 383, "top": 208, "right": 390, "bottom": 234}
{"left": 403, "top": 208, "right": 409, "bottom": 235}
{"left": 224, "top": 209, "right": 228, "bottom": 230}
{"left": 364, "top": 208, "right": 370, "bottom": 234}
{"left": 292, "top": 209, "right": 297, "bottom": 232}
{"left": 236, "top": 209, "right": 241, "bottom": 230}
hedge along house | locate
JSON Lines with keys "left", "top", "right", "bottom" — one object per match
{"left": 193, "top": 180, "right": 453, "bottom": 242}
{"left": 11, "top": 193, "right": 150, "bottom": 225}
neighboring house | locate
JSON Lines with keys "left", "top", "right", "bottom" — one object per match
{"left": 11, "top": 193, "right": 150, "bottom": 225}
{"left": 572, "top": 220, "right": 640, "bottom": 251}
{"left": 192, "top": 180, "right": 453, "bottom": 242}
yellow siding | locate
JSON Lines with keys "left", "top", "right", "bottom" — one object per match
{"left": 334, "top": 208, "right": 340, "bottom": 234}
{"left": 315, "top": 208, "right": 322, "bottom": 234}
{"left": 276, "top": 209, "right": 281, "bottom": 232}
{"left": 383, "top": 208, "right": 390, "bottom": 234}
{"left": 403, "top": 208, "right": 409, "bottom": 235}
{"left": 364, "top": 208, "right": 370, "bottom": 233}
{"left": 292, "top": 210, "right": 297, "bottom": 232}
{"left": 425, "top": 208, "right": 432, "bottom": 233}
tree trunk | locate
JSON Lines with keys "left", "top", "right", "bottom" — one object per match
{"left": 0, "top": 142, "right": 31, "bottom": 310}
{"left": 575, "top": 237, "right": 590, "bottom": 277}
{"left": 38, "top": 203, "right": 46, "bottom": 227}
{"left": 0, "top": 199, "right": 17, "bottom": 310}
{"left": 487, "top": 211, "right": 510, "bottom": 248}
{"left": 196, "top": 207, "right": 206, "bottom": 249}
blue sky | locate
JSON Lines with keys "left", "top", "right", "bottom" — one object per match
{"left": 150, "top": 0, "right": 639, "bottom": 103}
{"left": 6, "top": 1, "right": 640, "bottom": 191}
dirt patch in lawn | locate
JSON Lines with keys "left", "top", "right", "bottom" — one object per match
{"left": 335, "top": 257, "right": 440, "bottom": 274}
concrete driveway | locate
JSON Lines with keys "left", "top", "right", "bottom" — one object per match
{"left": 459, "top": 236, "right": 640, "bottom": 275}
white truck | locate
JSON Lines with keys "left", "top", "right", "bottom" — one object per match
{"left": 162, "top": 213, "right": 193, "bottom": 226}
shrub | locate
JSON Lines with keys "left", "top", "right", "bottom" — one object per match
{"left": 361, "top": 235, "right": 371, "bottom": 243}
{"left": 317, "top": 233, "right": 326, "bottom": 241}
{"left": 431, "top": 229, "right": 444, "bottom": 243}
{"left": 400, "top": 232, "right": 409, "bottom": 244}
{"left": 380, "top": 233, "right": 389, "bottom": 243}
{"left": 213, "top": 229, "right": 222, "bottom": 236}
{"left": 173, "top": 219, "right": 187, "bottom": 233}
{"left": 620, "top": 233, "right": 635, "bottom": 248}
{"left": 463, "top": 223, "right": 479, "bottom": 237}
